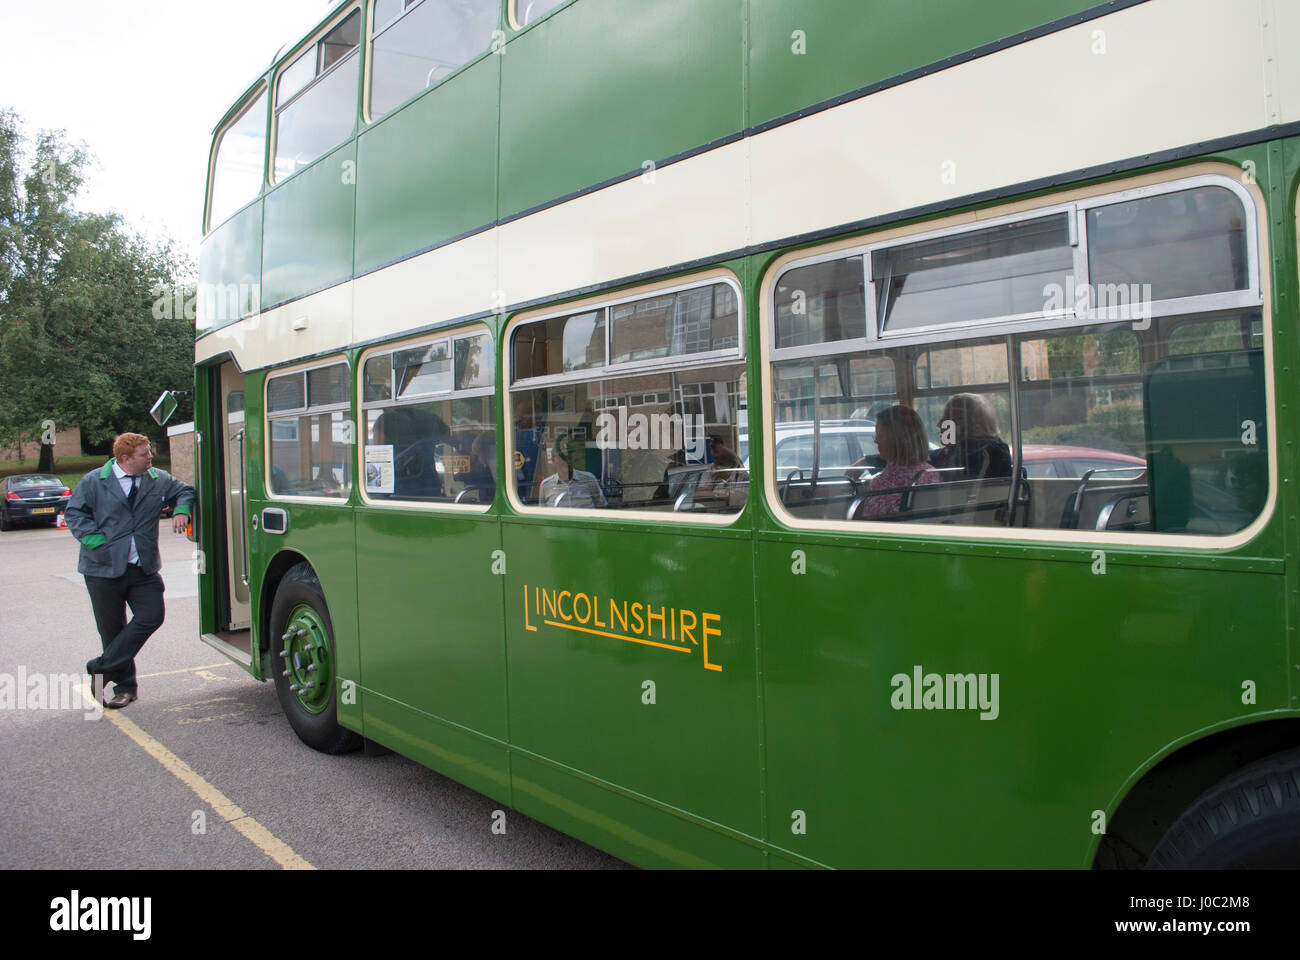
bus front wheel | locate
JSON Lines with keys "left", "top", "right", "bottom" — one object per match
{"left": 270, "top": 563, "right": 361, "bottom": 755}
{"left": 1147, "top": 746, "right": 1300, "bottom": 867}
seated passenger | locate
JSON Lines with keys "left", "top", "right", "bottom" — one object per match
{"left": 453, "top": 434, "right": 497, "bottom": 503}
{"left": 539, "top": 433, "right": 607, "bottom": 508}
{"left": 930, "top": 393, "right": 1012, "bottom": 480}
{"left": 857, "top": 405, "right": 941, "bottom": 518}
{"left": 696, "top": 436, "right": 748, "bottom": 503}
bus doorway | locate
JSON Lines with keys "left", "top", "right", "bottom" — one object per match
{"left": 218, "top": 361, "right": 251, "bottom": 630}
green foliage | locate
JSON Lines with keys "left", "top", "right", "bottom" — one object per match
{"left": 1021, "top": 400, "right": 1145, "bottom": 454}
{"left": 0, "top": 109, "right": 194, "bottom": 469}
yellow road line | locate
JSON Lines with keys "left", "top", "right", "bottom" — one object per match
{"left": 83, "top": 683, "right": 314, "bottom": 870}
{"left": 137, "top": 663, "right": 237, "bottom": 679}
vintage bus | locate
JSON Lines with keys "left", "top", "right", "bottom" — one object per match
{"left": 185, "top": 0, "right": 1300, "bottom": 867}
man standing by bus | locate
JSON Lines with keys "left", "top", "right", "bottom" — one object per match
{"left": 66, "top": 433, "right": 195, "bottom": 709}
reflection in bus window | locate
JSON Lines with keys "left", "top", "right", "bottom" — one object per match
{"left": 274, "top": 9, "right": 362, "bottom": 180}
{"left": 769, "top": 176, "right": 1267, "bottom": 537}
{"left": 266, "top": 362, "right": 352, "bottom": 498}
{"left": 362, "top": 329, "right": 496, "bottom": 506}
{"left": 209, "top": 89, "right": 267, "bottom": 229}
{"left": 512, "top": 362, "right": 748, "bottom": 514}
{"left": 370, "top": 0, "right": 500, "bottom": 119}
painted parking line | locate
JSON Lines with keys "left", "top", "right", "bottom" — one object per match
{"left": 137, "top": 663, "right": 239, "bottom": 679}
{"left": 83, "top": 682, "right": 313, "bottom": 870}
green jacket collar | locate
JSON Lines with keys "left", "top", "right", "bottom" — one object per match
{"left": 99, "top": 459, "right": 158, "bottom": 480}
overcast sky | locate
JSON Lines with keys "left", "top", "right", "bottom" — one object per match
{"left": 0, "top": 0, "right": 337, "bottom": 263}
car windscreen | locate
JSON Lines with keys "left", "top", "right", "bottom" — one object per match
{"left": 8, "top": 476, "right": 61, "bottom": 489}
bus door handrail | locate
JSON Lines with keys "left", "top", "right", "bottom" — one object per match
{"left": 236, "top": 428, "right": 249, "bottom": 586}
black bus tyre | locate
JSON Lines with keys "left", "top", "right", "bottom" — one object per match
{"left": 1146, "top": 747, "right": 1300, "bottom": 868}
{"left": 270, "top": 562, "right": 361, "bottom": 755}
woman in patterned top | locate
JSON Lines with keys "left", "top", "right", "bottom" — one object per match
{"left": 855, "top": 405, "right": 940, "bottom": 518}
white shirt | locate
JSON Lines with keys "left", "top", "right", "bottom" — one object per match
{"left": 111, "top": 461, "right": 141, "bottom": 565}
{"left": 539, "top": 469, "right": 607, "bottom": 508}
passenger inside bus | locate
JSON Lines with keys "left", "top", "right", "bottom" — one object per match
{"left": 539, "top": 432, "right": 607, "bottom": 508}
{"left": 930, "top": 393, "right": 1012, "bottom": 480}
{"left": 852, "top": 405, "right": 941, "bottom": 518}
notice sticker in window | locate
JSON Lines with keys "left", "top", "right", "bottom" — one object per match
{"left": 365, "top": 445, "right": 395, "bottom": 494}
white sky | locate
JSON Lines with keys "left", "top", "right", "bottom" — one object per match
{"left": 0, "top": 0, "right": 338, "bottom": 264}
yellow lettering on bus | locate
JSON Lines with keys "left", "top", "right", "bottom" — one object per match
{"left": 630, "top": 603, "right": 644, "bottom": 634}
{"left": 609, "top": 600, "right": 628, "bottom": 632}
{"left": 647, "top": 606, "right": 666, "bottom": 639}
{"left": 558, "top": 591, "right": 573, "bottom": 621}
{"left": 574, "top": 593, "right": 591, "bottom": 624}
{"left": 680, "top": 609, "right": 698, "bottom": 645}
{"left": 541, "top": 588, "right": 557, "bottom": 619}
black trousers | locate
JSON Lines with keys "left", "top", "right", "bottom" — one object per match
{"left": 84, "top": 566, "right": 165, "bottom": 695}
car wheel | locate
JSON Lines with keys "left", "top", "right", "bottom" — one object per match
{"left": 269, "top": 562, "right": 361, "bottom": 755}
{"left": 1146, "top": 746, "right": 1300, "bottom": 867}
{"left": 0, "top": 509, "right": 12, "bottom": 532}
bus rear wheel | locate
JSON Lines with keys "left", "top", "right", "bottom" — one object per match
{"left": 270, "top": 563, "right": 361, "bottom": 755}
{"left": 1147, "top": 747, "right": 1300, "bottom": 867}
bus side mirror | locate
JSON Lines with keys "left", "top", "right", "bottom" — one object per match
{"left": 150, "top": 391, "right": 181, "bottom": 426}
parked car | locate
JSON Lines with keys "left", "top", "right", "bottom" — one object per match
{"left": 1, "top": 474, "right": 72, "bottom": 530}
{"left": 1020, "top": 444, "right": 1146, "bottom": 479}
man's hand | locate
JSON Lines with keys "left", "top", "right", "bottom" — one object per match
{"left": 171, "top": 515, "right": 189, "bottom": 535}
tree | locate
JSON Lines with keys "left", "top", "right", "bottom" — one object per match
{"left": 0, "top": 110, "right": 194, "bottom": 472}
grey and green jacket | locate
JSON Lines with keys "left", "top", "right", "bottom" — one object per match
{"left": 65, "top": 459, "right": 195, "bottom": 578}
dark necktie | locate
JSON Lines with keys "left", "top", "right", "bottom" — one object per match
{"left": 127, "top": 476, "right": 138, "bottom": 509}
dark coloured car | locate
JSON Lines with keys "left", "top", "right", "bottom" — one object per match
{"left": 1, "top": 474, "right": 72, "bottom": 530}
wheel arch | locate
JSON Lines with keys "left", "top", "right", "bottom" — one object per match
{"left": 257, "top": 549, "right": 314, "bottom": 678}
{"left": 1094, "top": 716, "right": 1300, "bottom": 868}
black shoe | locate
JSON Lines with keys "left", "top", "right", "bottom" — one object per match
{"left": 103, "top": 691, "right": 137, "bottom": 710}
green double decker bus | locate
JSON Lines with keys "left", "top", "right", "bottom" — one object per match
{"left": 188, "top": 0, "right": 1300, "bottom": 867}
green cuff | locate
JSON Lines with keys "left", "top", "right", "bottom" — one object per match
{"left": 81, "top": 533, "right": 107, "bottom": 550}
{"left": 173, "top": 505, "right": 192, "bottom": 517}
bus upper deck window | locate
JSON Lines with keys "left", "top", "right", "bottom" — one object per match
{"left": 274, "top": 9, "right": 362, "bottom": 181}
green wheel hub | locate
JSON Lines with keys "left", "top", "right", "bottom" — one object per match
{"left": 279, "top": 604, "right": 333, "bottom": 714}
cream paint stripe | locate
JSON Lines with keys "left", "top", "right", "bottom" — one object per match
{"left": 84, "top": 683, "right": 315, "bottom": 870}
{"left": 196, "top": 0, "right": 1295, "bottom": 372}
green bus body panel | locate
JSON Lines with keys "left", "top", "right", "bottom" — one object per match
{"left": 198, "top": 203, "right": 262, "bottom": 327}
{"left": 261, "top": 142, "right": 358, "bottom": 308}
{"left": 363, "top": 691, "right": 511, "bottom": 805}
{"left": 355, "top": 509, "right": 508, "bottom": 738}
{"left": 509, "top": 752, "right": 767, "bottom": 868}
{"left": 756, "top": 541, "right": 1287, "bottom": 868}
{"left": 502, "top": 520, "right": 761, "bottom": 838}
{"left": 498, "top": 0, "right": 745, "bottom": 218}
{"left": 745, "top": 0, "right": 1106, "bottom": 127}
{"left": 354, "top": 58, "right": 500, "bottom": 275}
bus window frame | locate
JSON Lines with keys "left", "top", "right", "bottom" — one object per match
{"left": 508, "top": 0, "right": 576, "bottom": 32}
{"left": 265, "top": 356, "right": 355, "bottom": 503}
{"left": 357, "top": 323, "right": 496, "bottom": 513}
{"left": 771, "top": 175, "right": 1262, "bottom": 364}
{"left": 504, "top": 269, "right": 748, "bottom": 525}
{"left": 761, "top": 165, "right": 1274, "bottom": 550}
{"left": 270, "top": 5, "right": 363, "bottom": 186}
{"left": 205, "top": 83, "right": 269, "bottom": 235}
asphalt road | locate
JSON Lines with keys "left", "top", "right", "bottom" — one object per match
{"left": 0, "top": 519, "right": 628, "bottom": 870}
